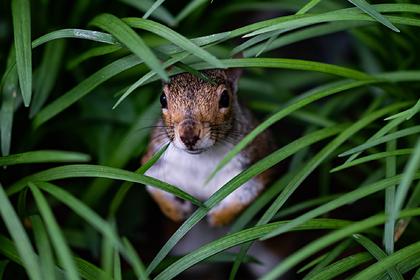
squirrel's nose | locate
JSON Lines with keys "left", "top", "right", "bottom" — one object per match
{"left": 178, "top": 119, "right": 201, "bottom": 149}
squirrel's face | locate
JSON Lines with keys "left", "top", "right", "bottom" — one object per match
{"left": 160, "top": 70, "right": 240, "bottom": 154}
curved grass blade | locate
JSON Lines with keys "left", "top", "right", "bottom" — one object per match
{"left": 1, "top": 67, "right": 18, "bottom": 157}
{"left": 303, "top": 239, "right": 353, "bottom": 279}
{"left": 0, "top": 234, "right": 111, "bottom": 280}
{"left": 386, "top": 98, "right": 420, "bottom": 121}
{"left": 155, "top": 219, "right": 352, "bottom": 280}
{"left": 330, "top": 149, "right": 413, "bottom": 172}
{"left": 29, "top": 182, "right": 80, "bottom": 280}
{"left": 7, "top": 164, "right": 202, "bottom": 207}
{"left": 32, "top": 29, "right": 119, "bottom": 48}
{"left": 260, "top": 172, "right": 420, "bottom": 241}
{"left": 146, "top": 125, "right": 344, "bottom": 274}
{"left": 348, "top": 0, "right": 399, "bottom": 32}
{"left": 0, "top": 150, "right": 91, "bottom": 166}
{"left": 307, "top": 252, "right": 372, "bottom": 280}
{"left": 353, "top": 234, "right": 403, "bottom": 279}
{"left": 120, "top": 0, "right": 175, "bottom": 27}
{"left": 352, "top": 241, "right": 420, "bottom": 280}
{"left": 90, "top": 13, "right": 168, "bottom": 81}
{"left": 122, "top": 238, "right": 148, "bottom": 280}
{"left": 12, "top": 0, "right": 32, "bottom": 106}
{"left": 33, "top": 54, "right": 142, "bottom": 128}
{"left": 143, "top": 0, "right": 166, "bottom": 19}
{"left": 0, "top": 183, "right": 42, "bottom": 280}
{"left": 67, "top": 45, "right": 122, "bottom": 70}
{"left": 339, "top": 126, "right": 420, "bottom": 157}
{"left": 30, "top": 40, "right": 65, "bottom": 117}
{"left": 175, "top": 0, "right": 208, "bottom": 24}
{"left": 31, "top": 216, "right": 56, "bottom": 280}
{"left": 123, "top": 18, "right": 225, "bottom": 68}
{"left": 260, "top": 208, "right": 420, "bottom": 280}
{"left": 388, "top": 138, "right": 420, "bottom": 243}
{"left": 37, "top": 182, "right": 148, "bottom": 280}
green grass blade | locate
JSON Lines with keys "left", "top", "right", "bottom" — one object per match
{"left": 385, "top": 98, "right": 420, "bottom": 121}
{"left": 330, "top": 149, "right": 413, "bottom": 172}
{"left": 122, "top": 238, "right": 148, "bottom": 280}
{"left": 155, "top": 219, "right": 351, "bottom": 280}
{"left": 353, "top": 234, "right": 403, "bottom": 279}
{"left": 261, "top": 172, "right": 420, "bottom": 241}
{"left": 306, "top": 252, "right": 372, "bottom": 280}
{"left": 36, "top": 181, "right": 148, "bottom": 279}
{"left": 90, "top": 13, "right": 168, "bottom": 81}
{"left": 7, "top": 164, "right": 202, "bottom": 207}
{"left": 0, "top": 150, "right": 91, "bottom": 166}
{"left": 12, "top": 0, "right": 32, "bottom": 106}
{"left": 384, "top": 134, "right": 397, "bottom": 255}
{"left": 120, "top": 0, "right": 176, "bottom": 26}
{"left": 0, "top": 234, "right": 110, "bottom": 280}
{"left": 304, "top": 239, "right": 353, "bottom": 279}
{"left": 388, "top": 138, "right": 420, "bottom": 242}
{"left": 113, "top": 251, "right": 122, "bottom": 280}
{"left": 352, "top": 241, "right": 420, "bottom": 280}
{"left": 348, "top": 0, "right": 399, "bottom": 32}
{"left": 339, "top": 126, "right": 420, "bottom": 157}
{"left": 146, "top": 125, "right": 344, "bottom": 274}
{"left": 67, "top": 45, "right": 122, "bottom": 70}
{"left": 29, "top": 182, "right": 80, "bottom": 280}
{"left": 30, "top": 40, "right": 65, "bottom": 117}
{"left": 414, "top": 267, "right": 420, "bottom": 280}
{"left": 0, "top": 183, "right": 42, "bottom": 280}
{"left": 32, "top": 29, "right": 118, "bottom": 48}
{"left": 0, "top": 68, "right": 18, "bottom": 157}
{"left": 31, "top": 216, "right": 56, "bottom": 280}
{"left": 175, "top": 0, "right": 208, "bottom": 24}
{"left": 123, "top": 18, "right": 225, "bottom": 68}
{"left": 260, "top": 209, "right": 420, "bottom": 280}
{"left": 143, "top": 0, "right": 166, "bottom": 19}
{"left": 33, "top": 54, "right": 142, "bottom": 128}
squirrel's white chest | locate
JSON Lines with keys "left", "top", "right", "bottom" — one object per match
{"left": 145, "top": 143, "right": 246, "bottom": 200}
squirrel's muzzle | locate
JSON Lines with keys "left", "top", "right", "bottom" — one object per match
{"left": 178, "top": 119, "right": 202, "bottom": 150}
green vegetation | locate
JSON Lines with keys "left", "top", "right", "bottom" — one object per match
{"left": 1, "top": 0, "right": 419, "bottom": 279}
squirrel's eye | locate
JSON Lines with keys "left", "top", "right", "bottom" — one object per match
{"left": 219, "top": 90, "right": 230, "bottom": 109}
{"left": 160, "top": 93, "right": 168, "bottom": 109}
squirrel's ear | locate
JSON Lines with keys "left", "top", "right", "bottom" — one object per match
{"left": 226, "top": 52, "right": 243, "bottom": 93}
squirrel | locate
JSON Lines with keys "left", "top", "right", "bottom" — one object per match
{"left": 142, "top": 68, "right": 276, "bottom": 226}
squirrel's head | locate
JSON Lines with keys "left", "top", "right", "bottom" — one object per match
{"left": 160, "top": 69, "right": 242, "bottom": 154}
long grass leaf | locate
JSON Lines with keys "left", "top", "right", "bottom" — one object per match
{"left": 30, "top": 40, "right": 65, "bottom": 117}
{"left": 31, "top": 216, "right": 56, "bottom": 280}
{"left": 0, "top": 150, "right": 91, "bottom": 166}
{"left": 29, "top": 182, "right": 80, "bottom": 280}
{"left": 11, "top": 0, "right": 32, "bottom": 106}
{"left": 352, "top": 241, "right": 420, "bottom": 280}
{"left": 0, "top": 184, "right": 42, "bottom": 280}
{"left": 0, "top": 69, "right": 18, "bottom": 157}
{"left": 143, "top": 0, "right": 167, "bottom": 20}
{"left": 33, "top": 54, "right": 142, "bottom": 128}
{"left": 330, "top": 149, "right": 412, "bottom": 172}
{"left": 7, "top": 164, "right": 202, "bottom": 206}
{"left": 120, "top": 0, "right": 176, "bottom": 26}
{"left": 175, "top": 0, "right": 208, "bottom": 23}
{"left": 353, "top": 234, "right": 403, "bottom": 279}
{"left": 260, "top": 208, "right": 420, "bottom": 280}
{"left": 348, "top": 0, "right": 399, "bottom": 32}
{"left": 339, "top": 126, "right": 420, "bottom": 157}
{"left": 123, "top": 17, "right": 225, "bottom": 68}
{"left": 90, "top": 13, "right": 168, "bottom": 81}
{"left": 307, "top": 252, "right": 372, "bottom": 280}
